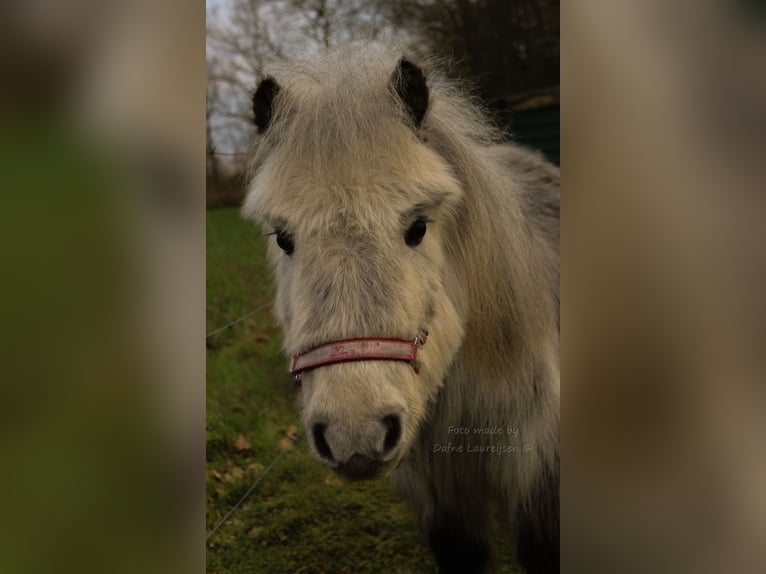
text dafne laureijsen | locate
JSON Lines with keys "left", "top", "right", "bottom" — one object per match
{"left": 433, "top": 425, "right": 533, "bottom": 454}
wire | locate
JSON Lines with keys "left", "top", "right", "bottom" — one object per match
{"left": 206, "top": 302, "right": 272, "bottom": 338}
{"left": 206, "top": 433, "right": 299, "bottom": 541}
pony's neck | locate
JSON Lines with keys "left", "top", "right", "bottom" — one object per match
{"left": 444, "top": 144, "right": 556, "bottom": 386}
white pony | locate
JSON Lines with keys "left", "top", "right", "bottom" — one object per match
{"left": 243, "top": 42, "right": 559, "bottom": 574}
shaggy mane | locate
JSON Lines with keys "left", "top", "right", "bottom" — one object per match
{"left": 243, "top": 40, "right": 560, "bottom": 574}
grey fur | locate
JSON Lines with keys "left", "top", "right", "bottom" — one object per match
{"left": 242, "top": 41, "right": 559, "bottom": 573}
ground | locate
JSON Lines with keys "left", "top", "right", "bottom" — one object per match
{"left": 206, "top": 207, "right": 520, "bottom": 573}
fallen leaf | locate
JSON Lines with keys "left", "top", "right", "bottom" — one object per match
{"left": 233, "top": 434, "right": 251, "bottom": 451}
{"left": 274, "top": 425, "right": 299, "bottom": 450}
{"left": 248, "top": 526, "right": 264, "bottom": 538}
{"left": 210, "top": 469, "right": 222, "bottom": 481}
{"left": 223, "top": 466, "right": 245, "bottom": 483}
{"left": 323, "top": 475, "right": 342, "bottom": 487}
{"left": 274, "top": 437, "right": 293, "bottom": 451}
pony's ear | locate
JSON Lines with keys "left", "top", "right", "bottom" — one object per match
{"left": 391, "top": 59, "right": 429, "bottom": 129}
{"left": 252, "top": 77, "right": 280, "bottom": 134}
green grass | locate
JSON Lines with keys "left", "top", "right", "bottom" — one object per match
{"left": 206, "top": 207, "right": 520, "bottom": 573}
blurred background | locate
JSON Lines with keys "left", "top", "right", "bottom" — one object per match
{"left": 206, "top": 0, "right": 560, "bottom": 207}
{"left": 1, "top": 1, "right": 205, "bottom": 573}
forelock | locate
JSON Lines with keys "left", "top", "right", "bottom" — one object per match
{"left": 243, "top": 40, "right": 502, "bottom": 223}
{"left": 264, "top": 43, "right": 418, "bottom": 171}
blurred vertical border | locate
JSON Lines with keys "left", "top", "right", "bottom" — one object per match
{"left": 563, "top": 1, "right": 766, "bottom": 572}
{"left": 0, "top": 1, "right": 205, "bottom": 573}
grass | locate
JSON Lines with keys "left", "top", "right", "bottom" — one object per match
{"left": 206, "top": 207, "right": 520, "bottom": 573}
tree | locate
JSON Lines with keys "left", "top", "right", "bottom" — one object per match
{"left": 206, "top": 0, "right": 393, "bottom": 204}
{"left": 381, "top": 0, "right": 559, "bottom": 101}
{"left": 205, "top": 0, "right": 560, "bottom": 205}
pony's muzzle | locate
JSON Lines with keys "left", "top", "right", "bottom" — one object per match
{"left": 309, "top": 413, "right": 402, "bottom": 480}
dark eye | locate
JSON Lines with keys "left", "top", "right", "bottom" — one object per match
{"left": 405, "top": 218, "right": 427, "bottom": 247}
{"left": 275, "top": 229, "right": 294, "bottom": 255}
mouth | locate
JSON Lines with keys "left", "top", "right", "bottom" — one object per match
{"left": 334, "top": 454, "right": 393, "bottom": 481}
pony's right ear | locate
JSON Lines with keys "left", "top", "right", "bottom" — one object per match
{"left": 252, "top": 77, "right": 280, "bottom": 134}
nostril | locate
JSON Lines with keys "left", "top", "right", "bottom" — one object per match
{"left": 312, "top": 423, "right": 334, "bottom": 462}
{"left": 382, "top": 414, "right": 402, "bottom": 453}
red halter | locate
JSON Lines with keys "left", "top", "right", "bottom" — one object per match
{"left": 290, "top": 330, "right": 428, "bottom": 377}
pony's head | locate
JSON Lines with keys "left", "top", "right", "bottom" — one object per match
{"left": 243, "top": 46, "right": 471, "bottom": 479}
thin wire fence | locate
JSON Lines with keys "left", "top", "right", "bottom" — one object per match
{"left": 207, "top": 300, "right": 295, "bottom": 543}
{"left": 206, "top": 432, "right": 300, "bottom": 541}
{"left": 208, "top": 148, "right": 249, "bottom": 157}
{"left": 206, "top": 302, "right": 272, "bottom": 338}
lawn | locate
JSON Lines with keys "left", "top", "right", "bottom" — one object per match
{"left": 206, "top": 207, "right": 519, "bottom": 573}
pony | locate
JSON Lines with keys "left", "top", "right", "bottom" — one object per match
{"left": 242, "top": 42, "right": 559, "bottom": 574}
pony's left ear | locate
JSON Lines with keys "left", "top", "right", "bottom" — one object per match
{"left": 391, "top": 59, "right": 429, "bottom": 129}
{"left": 252, "top": 77, "right": 280, "bottom": 134}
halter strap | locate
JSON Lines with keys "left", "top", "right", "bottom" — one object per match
{"left": 290, "top": 331, "right": 428, "bottom": 377}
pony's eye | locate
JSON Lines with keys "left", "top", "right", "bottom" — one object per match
{"left": 275, "top": 229, "right": 295, "bottom": 255}
{"left": 405, "top": 219, "right": 427, "bottom": 247}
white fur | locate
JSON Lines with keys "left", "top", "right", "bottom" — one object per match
{"left": 242, "top": 41, "right": 559, "bottom": 571}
